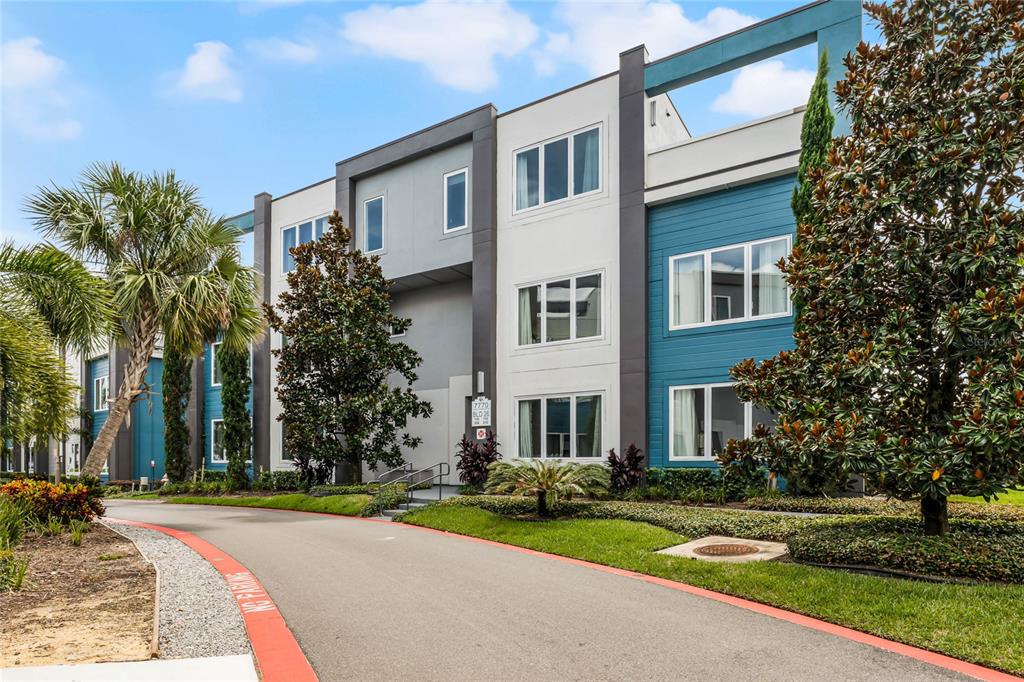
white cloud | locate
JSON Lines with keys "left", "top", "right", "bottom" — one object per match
{"left": 247, "top": 37, "right": 319, "bottom": 63}
{"left": 341, "top": 1, "right": 538, "bottom": 92}
{"left": 173, "top": 41, "right": 243, "bottom": 102}
{"left": 1, "top": 37, "right": 82, "bottom": 140}
{"left": 711, "top": 60, "right": 815, "bottom": 117}
{"left": 537, "top": 2, "right": 757, "bottom": 76}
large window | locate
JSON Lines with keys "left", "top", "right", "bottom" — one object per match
{"left": 516, "top": 393, "right": 603, "bottom": 459}
{"left": 211, "top": 419, "right": 226, "bottom": 462}
{"left": 282, "top": 216, "right": 328, "bottom": 273}
{"left": 517, "top": 272, "right": 602, "bottom": 346}
{"left": 514, "top": 125, "right": 601, "bottom": 212}
{"left": 93, "top": 376, "right": 109, "bottom": 412}
{"left": 669, "top": 383, "right": 775, "bottom": 460}
{"left": 444, "top": 168, "right": 468, "bottom": 233}
{"left": 211, "top": 342, "right": 223, "bottom": 386}
{"left": 669, "top": 236, "right": 791, "bottom": 329}
{"left": 364, "top": 196, "right": 384, "bottom": 252}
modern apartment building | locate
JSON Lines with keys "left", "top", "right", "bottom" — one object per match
{"left": 14, "top": 0, "right": 862, "bottom": 482}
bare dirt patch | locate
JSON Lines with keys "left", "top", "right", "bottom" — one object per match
{"left": 0, "top": 523, "right": 156, "bottom": 667}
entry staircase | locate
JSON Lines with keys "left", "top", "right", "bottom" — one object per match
{"left": 371, "top": 462, "right": 460, "bottom": 519}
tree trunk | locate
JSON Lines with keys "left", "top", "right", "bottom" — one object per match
{"left": 82, "top": 316, "right": 159, "bottom": 478}
{"left": 921, "top": 495, "right": 949, "bottom": 536}
{"left": 537, "top": 490, "right": 549, "bottom": 517}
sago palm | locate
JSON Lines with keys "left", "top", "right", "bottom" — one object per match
{"left": 0, "top": 242, "right": 111, "bottom": 449}
{"left": 25, "top": 163, "right": 264, "bottom": 477}
{"left": 485, "top": 460, "right": 609, "bottom": 517}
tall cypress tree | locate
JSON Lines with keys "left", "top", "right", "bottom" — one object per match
{"left": 162, "top": 342, "right": 191, "bottom": 482}
{"left": 791, "top": 49, "right": 834, "bottom": 227}
{"left": 220, "top": 344, "right": 252, "bottom": 490}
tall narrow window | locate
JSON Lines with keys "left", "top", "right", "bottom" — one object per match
{"left": 315, "top": 216, "right": 328, "bottom": 241}
{"left": 671, "top": 254, "right": 704, "bottom": 327}
{"left": 517, "top": 273, "right": 602, "bottom": 347}
{"left": 518, "top": 399, "right": 541, "bottom": 458}
{"left": 211, "top": 342, "right": 223, "bottom": 386}
{"left": 573, "top": 128, "right": 600, "bottom": 195}
{"left": 211, "top": 419, "right": 226, "bottom": 462}
{"left": 544, "top": 279, "right": 571, "bottom": 342}
{"left": 444, "top": 169, "right": 468, "bottom": 232}
{"left": 282, "top": 227, "right": 297, "bottom": 273}
{"left": 545, "top": 397, "right": 571, "bottom": 457}
{"left": 93, "top": 376, "right": 109, "bottom": 412}
{"left": 671, "top": 387, "right": 704, "bottom": 458}
{"left": 515, "top": 148, "right": 539, "bottom": 210}
{"left": 710, "top": 385, "right": 744, "bottom": 455}
{"left": 518, "top": 285, "right": 541, "bottom": 345}
{"left": 543, "top": 138, "right": 569, "bottom": 203}
{"left": 575, "top": 394, "right": 602, "bottom": 457}
{"left": 575, "top": 274, "right": 601, "bottom": 338}
{"left": 752, "top": 238, "right": 788, "bottom": 316}
{"left": 711, "top": 247, "right": 744, "bottom": 322}
{"left": 365, "top": 196, "right": 384, "bottom": 252}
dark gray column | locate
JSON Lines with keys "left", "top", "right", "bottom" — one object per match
{"left": 109, "top": 344, "right": 133, "bottom": 480}
{"left": 252, "top": 192, "right": 273, "bottom": 474}
{"left": 188, "top": 352, "right": 204, "bottom": 472}
{"left": 619, "top": 45, "right": 649, "bottom": 460}
{"left": 470, "top": 109, "right": 498, "bottom": 443}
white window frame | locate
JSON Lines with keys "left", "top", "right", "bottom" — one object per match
{"left": 67, "top": 443, "right": 81, "bottom": 475}
{"left": 281, "top": 214, "right": 329, "bottom": 274}
{"left": 443, "top": 167, "right": 469, "bottom": 234}
{"left": 512, "top": 123, "right": 602, "bottom": 215}
{"left": 363, "top": 195, "right": 385, "bottom": 254}
{"left": 211, "top": 419, "right": 226, "bottom": 463}
{"left": 515, "top": 271, "right": 604, "bottom": 349}
{"left": 668, "top": 382, "right": 766, "bottom": 461}
{"left": 668, "top": 235, "right": 792, "bottom": 331}
{"left": 211, "top": 342, "right": 222, "bottom": 387}
{"left": 514, "top": 391, "right": 605, "bottom": 460}
{"left": 93, "top": 376, "right": 109, "bottom": 412}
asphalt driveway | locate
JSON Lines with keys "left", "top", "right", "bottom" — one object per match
{"left": 105, "top": 500, "right": 972, "bottom": 682}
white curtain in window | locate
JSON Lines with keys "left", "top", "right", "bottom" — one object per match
{"left": 755, "top": 239, "right": 788, "bottom": 315}
{"left": 672, "top": 255, "right": 704, "bottom": 325}
{"left": 673, "top": 389, "right": 700, "bottom": 457}
{"left": 518, "top": 287, "right": 534, "bottom": 345}
{"left": 516, "top": 151, "right": 537, "bottom": 210}
{"left": 590, "top": 395, "right": 602, "bottom": 457}
{"left": 573, "top": 129, "right": 599, "bottom": 195}
{"left": 518, "top": 401, "right": 534, "bottom": 457}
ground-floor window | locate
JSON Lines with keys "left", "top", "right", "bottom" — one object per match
{"left": 66, "top": 443, "right": 81, "bottom": 475}
{"left": 669, "top": 383, "right": 775, "bottom": 460}
{"left": 211, "top": 419, "right": 226, "bottom": 462}
{"left": 516, "top": 392, "right": 602, "bottom": 459}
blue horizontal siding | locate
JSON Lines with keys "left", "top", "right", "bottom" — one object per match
{"left": 647, "top": 175, "right": 798, "bottom": 469}
{"left": 87, "top": 356, "right": 109, "bottom": 444}
{"left": 202, "top": 343, "right": 253, "bottom": 470}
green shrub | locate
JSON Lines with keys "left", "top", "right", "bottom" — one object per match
{"left": 787, "top": 516, "right": 1024, "bottom": 584}
{"left": 643, "top": 467, "right": 768, "bottom": 503}
{"left": 360, "top": 486, "right": 409, "bottom": 517}
{"left": 0, "top": 549, "right": 29, "bottom": 590}
{"left": 309, "top": 483, "right": 373, "bottom": 497}
{"left": 253, "top": 470, "right": 303, "bottom": 492}
{"left": 69, "top": 525, "right": 84, "bottom": 546}
{"left": 746, "top": 496, "right": 1024, "bottom": 521}
{"left": 158, "top": 481, "right": 228, "bottom": 497}
{"left": 0, "top": 497, "right": 28, "bottom": 549}
{"left": 0, "top": 478, "right": 104, "bottom": 522}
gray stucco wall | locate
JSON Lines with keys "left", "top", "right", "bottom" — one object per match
{"left": 351, "top": 142, "right": 474, "bottom": 280}
{"left": 390, "top": 279, "right": 473, "bottom": 391}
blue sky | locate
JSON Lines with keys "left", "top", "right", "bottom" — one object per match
{"left": 2, "top": 0, "right": 878, "bottom": 246}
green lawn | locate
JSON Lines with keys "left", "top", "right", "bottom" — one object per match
{"left": 167, "top": 493, "right": 371, "bottom": 516}
{"left": 952, "top": 488, "right": 1024, "bottom": 506}
{"left": 401, "top": 504, "right": 1024, "bottom": 675}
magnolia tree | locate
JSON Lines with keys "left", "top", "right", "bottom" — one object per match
{"left": 722, "top": 0, "right": 1024, "bottom": 534}
{"left": 265, "top": 211, "right": 432, "bottom": 486}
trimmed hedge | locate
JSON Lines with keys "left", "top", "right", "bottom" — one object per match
{"left": 746, "top": 496, "right": 1024, "bottom": 521}
{"left": 787, "top": 516, "right": 1024, "bottom": 584}
{"left": 158, "top": 481, "right": 229, "bottom": 497}
{"left": 309, "top": 484, "right": 374, "bottom": 497}
{"left": 425, "top": 495, "right": 811, "bottom": 542}
{"left": 253, "top": 470, "right": 303, "bottom": 493}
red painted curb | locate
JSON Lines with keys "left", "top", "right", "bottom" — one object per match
{"left": 153, "top": 501, "right": 1022, "bottom": 682}
{"left": 111, "top": 518, "right": 318, "bottom": 682}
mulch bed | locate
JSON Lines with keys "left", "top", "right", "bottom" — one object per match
{"left": 0, "top": 523, "right": 156, "bottom": 667}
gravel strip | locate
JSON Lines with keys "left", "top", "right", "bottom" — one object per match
{"left": 105, "top": 521, "right": 252, "bottom": 660}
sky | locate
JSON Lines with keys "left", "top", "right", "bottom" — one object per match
{"left": 1, "top": 0, "right": 880, "bottom": 247}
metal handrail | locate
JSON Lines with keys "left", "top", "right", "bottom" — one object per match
{"left": 372, "top": 463, "right": 414, "bottom": 490}
{"left": 377, "top": 461, "right": 450, "bottom": 509}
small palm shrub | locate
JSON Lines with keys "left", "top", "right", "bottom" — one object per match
{"left": 607, "top": 443, "right": 645, "bottom": 493}
{"left": 485, "top": 460, "right": 610, "bottom": 517}
{"left": 0, "top": 549, "right": 29, "bottom": 590}
{"left": 455, "top": 432, "right": 502, "bottom": 490}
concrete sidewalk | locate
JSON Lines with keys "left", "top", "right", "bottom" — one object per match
{"left": 1, "top": 654, "right": 257, "bottom": 681}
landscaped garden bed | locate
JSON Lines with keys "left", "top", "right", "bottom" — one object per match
{"left": 166, "top": 492, "right": 378, "bottom": 516}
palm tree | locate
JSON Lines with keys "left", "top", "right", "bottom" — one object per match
{"left": 25, "top": 163, "right": 264, "bottom": 478}
{"left": 0, "top": 242, "right": 111, "bottom": 459}
{"left": 485, "top": 460, "right": 609, "bottom": 517}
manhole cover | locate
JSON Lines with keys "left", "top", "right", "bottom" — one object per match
{"left": 693, "top": 543, "right": 759, "bottom": 557}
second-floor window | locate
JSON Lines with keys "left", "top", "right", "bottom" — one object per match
{"left": 282, "top": 216, "right": 328, "bottom": 273}
{"left": 211, "top": 341, "right": 223, "bottom": 386}
{"left": 517, "top": 272, "right": 602, "bottom": 346}
{"left": 514, "top": 125, "right": 600, "bottom": 212}
{"left": 669, "top": 236, "right": 791, "bottom": 330}
{"left": 364, "top": 196, "right": 384, "bottom": 252}
{"left": 93, "top": 376, "right": 109, "bottom": 412}
{"left": 444, "top": 168, "right": 468, "bottom": 232}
